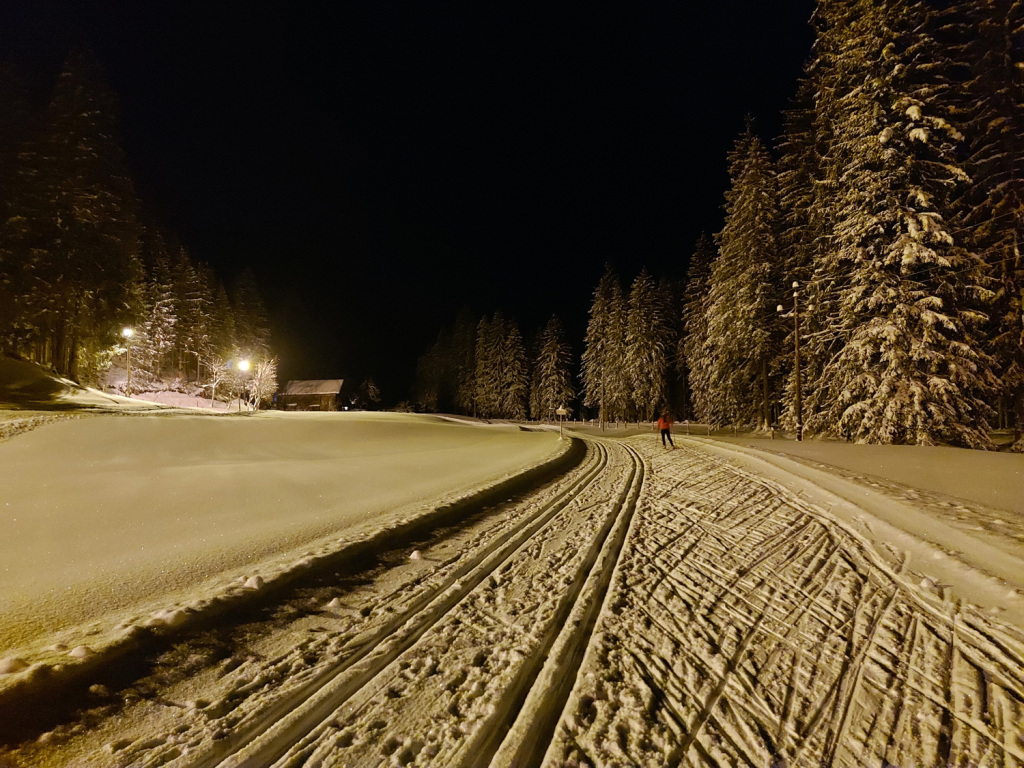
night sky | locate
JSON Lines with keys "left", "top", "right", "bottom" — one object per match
{"left": 2, "top": 1, "right": 815, "bottom": 402}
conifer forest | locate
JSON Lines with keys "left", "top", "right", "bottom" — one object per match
{"left": 0, "top": 50, "right": 276, "bottom": 402}
{"left": 2, "top": 0, "right": 1022, "bottom": 450}
{"left": 418, "top": 0, "right": 1024, "bottom": 451}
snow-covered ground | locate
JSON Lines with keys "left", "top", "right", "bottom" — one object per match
{"left": 0, "top": 412, "right": 564, "bottom": 685}
{"left": 1, "top": 409, "right": 1023, "bottom": 767}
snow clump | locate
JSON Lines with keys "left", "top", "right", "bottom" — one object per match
{"left": 244, "top": 575, "right": 265, "bottom": 590}
{"left": 0, "top": 656, "right": 29, "bottom": 674}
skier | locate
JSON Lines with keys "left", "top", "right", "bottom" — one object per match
{"left": 656, "top": 410, "right": 675, "bottom": 449}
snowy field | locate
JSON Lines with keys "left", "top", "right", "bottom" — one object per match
{"left": 1, "top": 400, "right": 1023, "bottom": 766}
{"left": 0, "top": 411, "right": 564, "bottom": 682}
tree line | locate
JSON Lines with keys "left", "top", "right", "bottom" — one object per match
{"left": 0, "top": 49, "right": 276, "bottom": 402}
{"left": 418, "top": 0, "right": 1023, "bottom": 450}
{"left": 414, "top": 265, "right": 687, "bottom": 425}
{"left": 683, "top": 0, "right": 1023, "bottom": 449}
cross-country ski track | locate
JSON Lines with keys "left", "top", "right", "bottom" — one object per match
{"left": 3, "top": 431, "right": 1024, "bottom": 768}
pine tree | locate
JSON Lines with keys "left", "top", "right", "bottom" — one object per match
{"left": 132, "top": 264, "right": 177, "bottom": 387}
{"left": 805, "top": 0, "right": 997, "bottom": 447}
{"left": 705, "top": 123, "right": 781, "bottom": 429}
{"left": 475, "top": 313, "right": 503, "bottom": 418}
{"left": 625, "top": 269, "right": 673, "bottom": 420}
{"left": 775, "top": 75, "right": 828, "bottom": 430}
{"left": 581, "top": 264, "right": 629, "bottom": 425}
{"left": 533, "top": 315, "right": 575, "bottom": 421}
{"left": 939, "top": 0, "right": 1024, "bottom": 447}
{"left": 499, "top": 320, "right": 530, "bottom": 420}
{"left": 682, "top": 234, "right": 715, "bottom": 423}
{"left": 232, "top": 267, "right": 272, "bottom": 360}
{"left": 0, "top": 49, "right": 141, "bottom": 378}
{"left": 451, "top": 308, "right": 477, "bottom": 415}
{"left": 173, "top": 248, "right": 214, "bottom": 381}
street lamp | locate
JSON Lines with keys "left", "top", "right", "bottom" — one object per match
{"left": 237, "top": 359, "right": 250, "bottom": 412}
{"left": 121, "top": 327, "right": 134, "bottom": 398}
{"left": 778, "top": 281, "right": 803, "bottom": 442}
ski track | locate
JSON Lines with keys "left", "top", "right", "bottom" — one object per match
{"left": 5, "top": 436, "right": 1024, "bottom": 768}
{"left": 547, "top": 440, "right": 1024, "bottom": 768}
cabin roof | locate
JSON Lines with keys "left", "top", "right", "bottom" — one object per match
{"left": 279, "top": 379, "right": 344, "bottom": 396}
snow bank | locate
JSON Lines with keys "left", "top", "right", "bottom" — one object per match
{"left": 0, "top": 411, "right": 564, "bottom": 696}
{"left": 715, "top": 434, "right": 1024, "bottom": 514}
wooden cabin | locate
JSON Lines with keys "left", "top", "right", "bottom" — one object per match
{"left": 276, "top": 379, "right": 344, "bottom": 411}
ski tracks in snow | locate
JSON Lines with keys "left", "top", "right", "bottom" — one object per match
{"left": 548, "top": 441, "right": 1024, "bottom": 768}
{"left": 7, "top": 435, "right": 1024, "bottom": 768}
{"left": 9, "top": 438, "right": 647, "bottom": 767}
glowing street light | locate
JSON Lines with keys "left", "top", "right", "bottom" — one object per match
{"left": 237, "top": 359, "right": 251, "bottom": 412}
{"left": 122, "top": 327, "right": 134, "bottom": 398}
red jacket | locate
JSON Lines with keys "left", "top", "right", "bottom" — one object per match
{"left": 657, "top": 416, "right": 673, "bottom": 430}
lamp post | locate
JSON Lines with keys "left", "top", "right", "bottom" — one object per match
{"left": 777, "top": 281, "right": 803, "bottom": 442}
{"left": 556, "top": 405, "right": 568, "bottom": 439}
{"left": 237, "top": 359, "right": 250, "bottom": 412}
{"left": 121, "top": 327, "right": 134, "bottom": 397}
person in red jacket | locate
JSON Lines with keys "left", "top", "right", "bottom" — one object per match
{"left": 656, "top": 410, "right": 675, "bottom": 449}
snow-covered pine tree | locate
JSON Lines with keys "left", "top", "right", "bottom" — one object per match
{"left": 0, "top": 64, "right": 34, "bottom": 356}
{"left": 1, "top": 49, "right": 141, "bottom": 380}
{"left": 706, "top": 123, "right": 781, "bottom": 429}
{"left": 499, "top": 319, "right": 530, "bottom": 420}
{"left": 451, "top": 308, "right": 478, "bottom": 415}
{"left": 938, "top": 0, "right": 1024, "bottom": 447}
{"left": 581, "top": 265, "right": 628, "bottom": 426}
{"left": 682, "top": 234, "right": 715, "bottom": 423}
{"left": 172, "top": 249, "right": 214, "bottom": 381}
{"left": 775, "top": 74, "right": 828, "bottom": 431}
{"left": 132, "top": 261, "right": 177, "bottom": 388}
{"left": 475, "top": 313, "right": 503, "bottom": 418}
{"left": 231, "top": 268, "right": 272, "bottom": 360}
{"left": 414, "top": 331, "right": 447, "bottom": 412}
{"left": 625, "top": 269, "right": 673, "bottom": 421}
{"left": 529, "top": 327, "right": 544, "bottom": 421}
{"left": 657, "top": 276, "right": 687, "bottom": 418}
{"left": 533, "top": 314, "right": 575, "bottom": 421}
{"left": 206, "top": 272, "right": 236, "bottom": 358}
{"left": 805, "top": 0, "right": 997, "bottom": 447}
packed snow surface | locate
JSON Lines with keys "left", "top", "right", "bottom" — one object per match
{"left": 2, "top": 413, "right": 1024, "bottom": 767}
{"left": 0, "top": 412, "right": 561, "bottom": 660}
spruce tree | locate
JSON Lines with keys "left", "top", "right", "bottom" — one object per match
{"left": 499, "top": 320, "right": 530, "bottom": 420}
{"left": 533, "top": 315, "right": 575, "bottom": 421}
{"left": 682, "top": 234, "right": 715, "bottom": 423}
{"left": 706, "top": 124, "right": 781, "bottom": 429}
{"left": 449, "top": 308, "right": 477, "bottom": 415}
{"left": 625, "top": 269, "right": 672, "bottom": 420}
{"left": 805, "top": 0, "right": 997, "bottom": 447}
{"left": 0, "top": 49, "right": 141, "bottom": 378}
{"left": 582, "top": 264, "right": 628, "bottom": 425}
{"left": 941, "top": 0, "right": 1024, "bottom": 447}
{"left": 474, "top": 313, "right": 503, "bottom": 418}
{"left": 231, "top": 268, "right": 272, "bottom": 360}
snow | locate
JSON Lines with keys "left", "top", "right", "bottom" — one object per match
{"left": 0, "top": 411, "right": 563, "bottom": 678}
{"left": 2, "top": 413, "right": 1023, "bottom": 767}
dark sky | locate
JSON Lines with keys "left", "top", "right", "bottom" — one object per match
{"left": 2, "top": 1, "right": 815, "bottom": 402}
